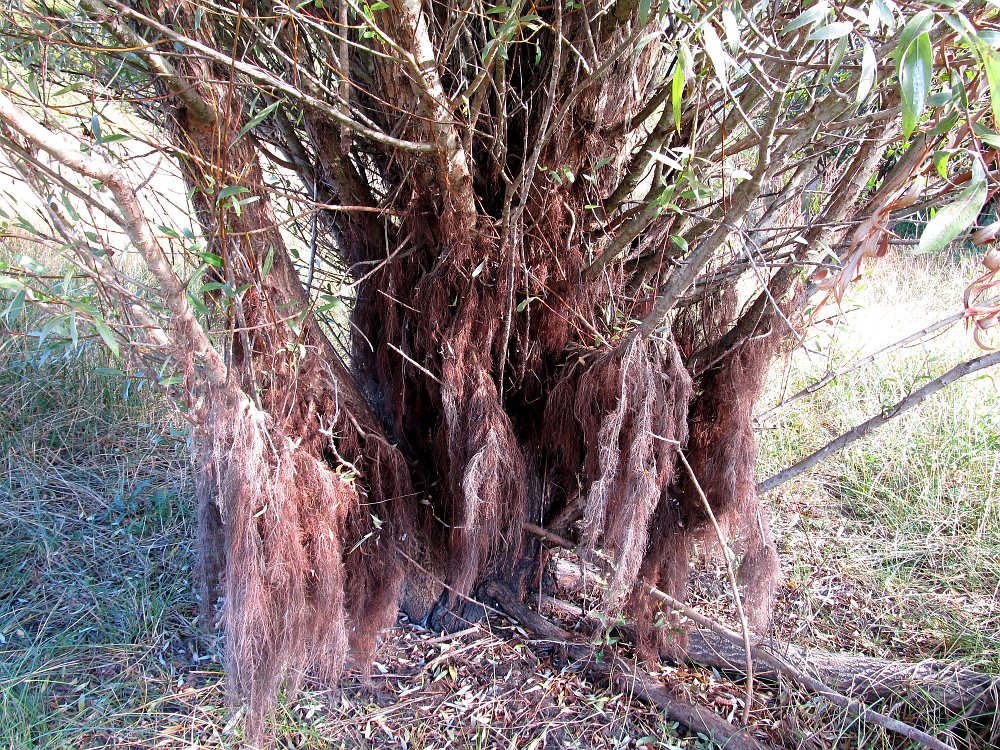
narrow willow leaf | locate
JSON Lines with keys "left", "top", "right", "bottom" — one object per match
{"left": 672, "top": 61, "right": 685, "bottom": 132}
{"left": 702, "top": 24, "right": 728, "bottom": 89}
{"left": 217, "top": 185, "right": 250, "bottom": 202}
{"left": 932, "top": 149, "right": 951, "bottom": 180}
{"left": 721, "top": 8, "right": 740, "bottom": 51}
{"left": 825, "top": 36, "right": 849, "bottom": 84}
{"left": 900, "top": 32, "right": 932, "bottom": 140}
{"left": 856, "top": 39, "right": 877, "bottom": 102}
{"left": 92, "top": 317, "right": 120, "bottom": 357}
{"left": 784, "top": 1, "right": 828, "bottom": 34}
{"left": 261, "top": 246, "right": 275, "bottom": 278}
{"left": 807, "top": 21, "right": 853, "bottom": 41}
{"left": 0, "top": 275, "right": 25, "bottom": 290}
{"left": 984, "top": 52, "right": 1000, "bottom": 129}
{"left": 916, "top": 164, "right": 987, "bottom": 254}
{"left": 843, "top": 5, "right": 867, "bottom": 24}
{"left": 894, "top": 9, "right": 934, "bottom": 67}
{"left": 973, "top": 122, "right": 1000, "bottom": 150}
{"left": 235, "top": 99, "right": 283, "bottom": 144}
{"left": 872, "top": 0, "right": 896, "bottom": 30}
{"left": 940, "top": 11, "right": 976, "bottom": 46}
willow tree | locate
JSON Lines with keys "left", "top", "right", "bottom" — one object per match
{"left": 1, "top": 0, "right": 998, "bottom": 738}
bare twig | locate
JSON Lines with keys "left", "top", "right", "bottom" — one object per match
{"left": 523, "top": 524, "right": 958, "bottom": 750}
{"left": 759, "top": 349, "right": 1000, "bottom": 494}
{"left": 756, "top": 310, "right": 965, "bottom": 424}
{"left": 677, "top": 449, "right": 755, "bottom": 725}
{"left": 484, "top": 581, "right": 775, "bottom": 750}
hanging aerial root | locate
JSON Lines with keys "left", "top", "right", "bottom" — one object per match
{"left": 193, "top": 392, "right": 356, "bottom": 741}
{"left": 683, "top": 319, "right": 789, "bottom": 632}
{"left": 544, "top": 336, "right": 693, "bottom": 602}
{"left": 438, "top": 337, "right": 527, "bottom": 599}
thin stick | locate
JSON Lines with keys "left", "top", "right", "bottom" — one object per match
{"left": 523, "top": 524, "right": 957, "bottom": 750}
{"left": 756, "top": 310, "right": 965, "bottom": 424}
{"left": 677, "top": 449, "right": 755, "bottom": 725}
{"left": 759, "top": 349, "right": 1000, "bottom": 494}
{"left": 386, "top": 342, "right": 443, "bottom": 384}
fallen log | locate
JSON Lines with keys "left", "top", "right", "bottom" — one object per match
{"left": 547, "top": 558, "right": 999, "bottom": 722}
{"left": 483, "top": 580, "right": 777, "bottom": 750}
{"left": 530, "top": 525, "right": 962, "bottom": 750}
{"left": 685, "top": 629, "right": 1000, "bottom": 724}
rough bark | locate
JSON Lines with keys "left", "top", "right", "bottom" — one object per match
{"left": 686, "top": 630, "right": 1000, "bottom": 726}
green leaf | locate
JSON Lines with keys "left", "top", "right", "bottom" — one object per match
{"left": 261, "top": 246, "right": 275, "bottom": 278}
{"left": 5, "top": 289, "right": 25, "bottom": 323}
{"left": 216, "top": 185, "right": 250, "bottom": 203}
{"left": 894, "top": 10, "right": 934, "bottom": 68}
{"left": 807, "top": 21, "right": 853, "bottom": 41}
{"left": 915, "top": 163, "right": 987, "bottom": 254}
{"left": 899, "top": 32, "right": 932, "bottom": 140}
{"left": 973, "top": 122, "right": 1000, "bottom": 150}
{"left": 639, "top": 0, "right": 652, "bottom": 25}
{"left": 784, "top": 1, "right": 828, "bottom": 34}
{"left": 195, "top": 251, "right": 224, "bottom": 268}
{"left": 825, "top": 35, "right": 849, "bottom": 84}
{"left": 234, "top": 99, "right": 283, "bottom": 144}
{"left": 702, "top": 23, "right": 728, "bottom": 89}
{"left": 871, "top": 0, "right": 895, "bottom": 30}
{"left": 672, "top": 56, "right": 685, "bottom": 133}
{"left": 61, "top": 191, "right": 80, "bottom": 221}
{"left": 0, "top": 275, "right": 25, "bottom": 290}
{"left": 856, "top": 39, "right": 877, "bottom": 102}
{"left": 92, "top": 317, "right": 120, "bottom": 357}
{"left": 369, "top": 1, "right": 389, "bottom": 9}
{"left": 932, "top": 149, "right": 951, "bottom": 180}
{"left": 983, "top": 52, "right": 1000, "bottom": 129}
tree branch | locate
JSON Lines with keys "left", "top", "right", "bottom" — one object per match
{"left": 756, "top": 310, "right": 967, "bottom": 424}
{"left": 0, "top": 91, "right": 227, "bottom": 388}
{"left": 759, "top": 349, "right": 1000, "bottom": 495}
{"left": 524, "top": 524, "right": 959, "bottom": 750}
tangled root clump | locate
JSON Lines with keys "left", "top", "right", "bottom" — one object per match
{"left": 678, "top": 292, "right": 796, "bottom": 633}
{"left": 193, "top": 386, "right": 404, "bottom": 741}
{"left": 545, "top": 336, "right": 693, "bottom": 602}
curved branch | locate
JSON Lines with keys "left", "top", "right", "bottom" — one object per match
{"left": 0, "top": 91, "right": 227, "bottom": 387}
{"left": 759, "top": 349, "right": 1000, "bottom": 495}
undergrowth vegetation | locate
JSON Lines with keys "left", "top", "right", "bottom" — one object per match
{"left": 1, "top": 245, "right": 997, "bottom": 748}
{"left": 758, "top": 251, "right": 1000, "bottom": 674}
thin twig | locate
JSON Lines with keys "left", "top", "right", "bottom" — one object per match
{"left": 756, "top": 311, "right": 966, "bottom": 424}
{"left": 677, "top": 449, "right": 755, "bottom": 725}
{"left": 759, "top": 349, "right": 1000, "bottom": 494}
{"left": 523, "top": 524, "right": 957, "bottom": 750}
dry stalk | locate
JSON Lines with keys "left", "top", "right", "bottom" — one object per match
{"left": 677, "top": 449, "right": 755, "bottom": 726}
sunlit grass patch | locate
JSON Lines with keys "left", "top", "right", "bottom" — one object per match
{"left": 759, "top": 251, "right": 1000, "bottom": 673}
